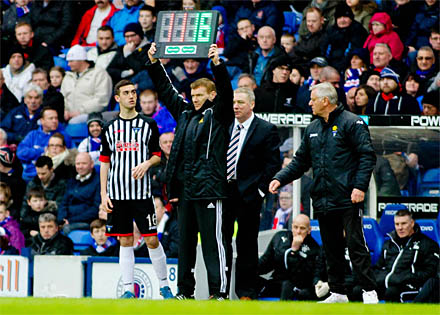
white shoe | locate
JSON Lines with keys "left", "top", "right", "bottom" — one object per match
{"left": 362, "top": 290, "right": 379, "bottom": 304}
{"left": 318, "top": 292, "right": 349, "bottom": 303}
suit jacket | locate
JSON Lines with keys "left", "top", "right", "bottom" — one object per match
{"left": 232, "top": 116, "right": 281, "bottom": 203}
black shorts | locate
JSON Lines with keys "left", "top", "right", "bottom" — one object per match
{"left": 106, "top": 198, "right": 157, "bottom": 237}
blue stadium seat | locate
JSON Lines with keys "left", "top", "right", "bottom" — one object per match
{"left": 65, "top": 123, "right": 88, "bottom": 147}
{"left": 416, "top": 219, "right": 440, "bottom": 245}
{"left": 310, "top": 219, "right": 322, "bottom": 246}
{"left": 282, "top": 10, "right": 302, "bottom": 35}
{"left": 68, "top": 230, "right": 94, "bottom": 253}
{"left": 363, "top": 218, "right": 384, "bottom": 265}
{"left": 379, "top": 204, "right": 408, "bottom": 236}
{"left": 418, "top": 168, "right": 440, "bottom": 197}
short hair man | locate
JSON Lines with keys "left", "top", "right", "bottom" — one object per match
{"left": 222, "top": 86, "right": 280, "bottom": 299}
{"left": 138, "top": 5, "right": 156, "bottom": 42}
{"left": 372, "top": 43, "right": 393, "bottom": 71}
{"left": 139, "top": 89, "right": 176, "bottom": 135}
{"left": 17, "top": 107, "right": 72, "bottom": 181}
{"left": 258, "top": 214, "right": 320, "bottom": 300}
{"left": 61, "top": 45, "right": 113, "bottom": 123}
{"left": 414, "top": 46, "right": 437, "bottom": 91}
{"left": 147, "top": 43, "right": 232, "bottom": 300}
{"left": 71, "top": 0, "right": 118, "bottom": 47}
{"left": 0, "top": 84, "right": 42, "bottom": 143}
{"left": 87, "top": 26, "right": 118, "bottom": 70}
{"left": 270, "top": 82, "right": 379, "bottom": 304}
{"left": 374, "top": 210, "right": 439, "bottom": 302}
{"left": 30, "top": 213, "right": 74, "bottom": 256}
{"left": 57, "top": 152, "right": 100, "bottom": 235}
{"left": 237, "top": 73, "right": 257, "bottom": 91}
{"left": 100, "top": 80, "right": 174, "bottom": 299}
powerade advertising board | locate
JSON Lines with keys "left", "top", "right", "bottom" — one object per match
{"left": 153, "top": 10, "right": 219, "bottom": 58}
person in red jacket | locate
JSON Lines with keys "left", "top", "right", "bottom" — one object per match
{"left": 364, "top": 12, "right": 404, "bottom": 63}
{"left": 71, "top": 0, "right": 119, "bottom": 47}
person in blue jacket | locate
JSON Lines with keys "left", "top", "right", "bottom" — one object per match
{"left": 107, "top": 0, "right": 142, "bottom": 46}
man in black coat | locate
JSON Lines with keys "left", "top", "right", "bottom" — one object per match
{"left": 269, "top": 82, "right": 379, "bottom": 304}
{"left": 146, "top": 43, "right": 234, "bottom": 300}
{"left": 375, "top": 210, "right": 439, "bottom": 302}
{"left": 258, "top": 214, "right": 320, "bottom": 300}
{"left": 223, "top": 86, "right": 280, "bottom": 299}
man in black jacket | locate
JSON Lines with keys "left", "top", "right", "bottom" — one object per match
{"left": 258, "top": 214, "right": 320, "bottom": 300}
{"left": 146, "top": 43, "right": 234, "bottom": 300}
{"left": 269, "top": 82, "right": 378, "bottom": 304}
{"left": 375, "top": 210, "right": 439, "bottom": 302}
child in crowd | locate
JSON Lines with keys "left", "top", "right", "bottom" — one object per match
{"left": 49, "top": 66, "right": 65, "bottom": 92}
{"left": 281, "top": 33, "right": 296, "bottom": 54}
{"left": 78, "top": 112, "right": 104, "bottom": 165}
{"left": 80, "top": 219, "right": 118, "bottom": 256}
{"left": 20, "top": 186, "right": 57, "bottom": 245}
{"left": 272, "top": 187, "right": 293, "bottom": 230}
{"left": 0, "top": 202, "right": 24, "bottom": 253}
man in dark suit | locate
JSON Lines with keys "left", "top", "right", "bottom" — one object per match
{"left": 223, "top": 87, "right": 281, "bottom": 299}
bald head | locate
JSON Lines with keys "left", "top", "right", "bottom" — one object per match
{"left": 292, "top": 214, "right": 311, "bottom": 238}
{"left": 257, "top": 26, "right": 276, "bottom": 52}
{"left": 75, "top": 152, "right": 94, "bottom": 177}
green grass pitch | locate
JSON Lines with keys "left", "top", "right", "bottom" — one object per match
{"left": 0, "top": 298, "right": 439, "bottom": 315}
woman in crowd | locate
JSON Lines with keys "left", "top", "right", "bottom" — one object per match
{"left": 49, "top": 66, "right": 65, "bottom": 92}
{"left": 354, "top": 84, "right": 376, "bottom": 115}
{"left": 45, "top": 133, "right": 77, "bottom": 180}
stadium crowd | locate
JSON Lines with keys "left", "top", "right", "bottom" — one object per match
{"left": 0, "top": 0, "right": 439, "bottom": 302}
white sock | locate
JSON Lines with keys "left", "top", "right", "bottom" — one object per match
{"left": 120, "top": 246, "right": 135, "bottom": 293}
{"left": 148, "top": 243, "right": 169, "bottom": 287}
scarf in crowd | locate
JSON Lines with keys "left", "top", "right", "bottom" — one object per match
{"left": 92, "top": 237, "right": 117, "bottom": 254}
{"left": 50, "top": 149, "right": 70, "bottom": 169}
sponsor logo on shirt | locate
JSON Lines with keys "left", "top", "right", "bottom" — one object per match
{"left": 116, "top": 140, "right": 139, "bottom": 152}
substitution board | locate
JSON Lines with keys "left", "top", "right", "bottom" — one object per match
{"left": 153, "top": 10, "right": 219, "bottom": 59}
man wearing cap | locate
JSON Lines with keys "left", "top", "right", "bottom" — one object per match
{"left": 107, "top": 22, "right": 152, "bottom": 91}
{"left": 61, "top": 44, "right": 113, "bottom": 124}
{"left": 1, "top": 46, "right": 35, "bottom": 102}
{"left": 78, "top": 113, "right": 104, "bottom": 165}
{"left": 366, "top": 67, "right": 420, "bottom": 115}
{"left": 320, "top": 2, "right": 368, "bottom": 72}
{"left": 422, "top": 91, "right": 439, "bottom": 116}
{"left": 254, "top": 55, "right": 302, "bottom": 113}
{"left": 296, "top": 57, "right": 328, "bottom": 112}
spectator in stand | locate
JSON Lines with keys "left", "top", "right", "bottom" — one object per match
{"left": 2, "top": 0, "right": 32, "bottom": 42}
{"left": 139, "top": 89, "right": 176, "bottom": 135}
{"left": 0, "top": 187, "right": 24, "bottom": 252}
{"left": 360, "top": 69, "right": 381, "bottom": 92}
{"left": 412, "top": 47, "right": 437, "bottom": 93}
{"left": 343, "top": 48, "right": 370, "bottom": 93}
{"left": 107, "top": 0, "right": 143, "bottom": 46}
{"left": 223, "top": 18, "right": 258, "bottom": 73}
{"left": 296, "top": 57, "right": 328, "bottom": 111}
{"left": 403, "top": 73, "right": 424, "bottom": 108}
{"left": 406, "top": 0, "right": 439, "bottom": 52}
{"left": 422, "top": 91, "right": 439, "bottom": 116}
{"left": 17, "top": 107, "right": 72, "bottom": 181}
{"left": 366, "top": 67, "right": 421, "bottom": 115}
{"left": 290, "top": 7, "right": 326, "bottom": 65}
{"left": 0, "top": 226, "right": 19, "bottom": 255}
{"left": 86, "top": 26, "right": 118, "bottom": 70}
{"left": 233, "top": 0, "right": 282, "bottom": 35}
{"left": 290, "top": 66, "right": 306, "bottom": 87}
{"left": 212, "top": 5, "right": 228, "bottom": 55}
{"left": 363, "top": 12, "right": 404, "bottom": 63}
{"left": 237, "top": 73, "right": 257, "bottom": 91}
{"left": 429, "top": 27, "right": 440, "bottom": 59}
{"left": 138, "top": 5, "right": 156, "bottom": 43}
{"left": 320, "top": 2, "right": 368, "bottom": 72}
{"left": 31, "top": 68, "right": 64, "bottom": 123}
{"left": 370, "top": 43, "right": 408, "bottom": 78}
{"left": 280, "top": 33, "right": 296, "bottom": 55}
{"left": 375, "top": 210, "right": 439, "bottom": 302}
{"left": 0, "top": 84, "right": 42, "bottom": 144}
{"left": 254, "top": 55, "right": 301, "bottom": 113}
{"left": 345, "top": 0, "right": 377, "bottom": 31}
{"left": 71, "top": 0, "right": 119, "bottom": 47}
{"left": 2, "top": 46, "right": 35, "bottom": 103}
{"left": 61, "top": 45, "right": 113, "bottom": 124}
{"left": 258, "top": 214, "right": 320, "bottom": 300}
{"left": 80, "top": 219, "right": 119, "bottom": 256}
{"left": 346, "top": 87, "right": 357, "bottom": 113}
{"left": 23, "top": 155, "right": 67, "bottom": 208}
{"left": 0, "top": 147, "right": 26, "bottom": 218}
{"left": 382, "top": 0, "right": 419, "bottom": 44}
{"left": 48, "top": 66, "right": 65, "bottom": 92}
{"left": 298, "top": 0, "right": 338, "bottom": 37}
{"left": 0, "top": 70, "right": 20, "bottom": 117}
{"left": 107, "top": 23, "right": 152, "bottom": 91}
{"left": 30, "top": 213, "right": 74, "bottom": 256}
{"left": 14, "top": 22, "right": 53, "bottom": 71}
{"left": 354, "top": 84, "right": 376, "bottom": 115}
{"left": 29, "top": 0, "right": 75, "bottom": 52}
{"left": 181, "top": 0, "right": 199, "bottom": 10}
{"left": 249, "top": 26, "right": 285, "bottom": 86}
{"left": 44, "top": 133, "right": 77, "bottom": 180}
{"left": 374, "top": 155, "right": 401, "bottom": 197}
{"left": 57, "top": 152, "right": 100, "bottom": 235}
{"left": 78, "top": 113, "right": 104, "bottom": 166}
{"left": 272, "top": 187, "right": 293, "bottom": 230}
{"left": 20, "top": 186, "right": 57, "bottom": 246}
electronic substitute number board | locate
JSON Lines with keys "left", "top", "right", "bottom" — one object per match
{"left": 153, "top": 10, "right": 219, "bottom": 59}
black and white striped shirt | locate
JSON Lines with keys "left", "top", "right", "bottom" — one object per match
{"left": 99, "top": 114, "right": 160, "bottom": 200}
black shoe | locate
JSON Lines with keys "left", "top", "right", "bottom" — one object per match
{"left": 175, "top": 293, "right": 194, "bottom": 300}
